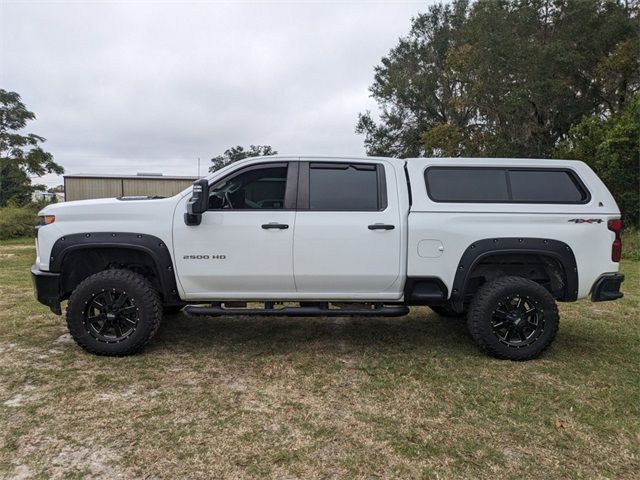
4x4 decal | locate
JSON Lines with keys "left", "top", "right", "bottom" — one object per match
{"left": 568, "top": 218, "right": 603, "bottom": 224}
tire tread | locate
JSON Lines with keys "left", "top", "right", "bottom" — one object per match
{"left": 467, "top": 276, "right": 559, "bottom": 360}
{"left": 66, "top": 269, "right": 162, "bottom": 356}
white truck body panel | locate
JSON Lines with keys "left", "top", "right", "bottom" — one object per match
{"left": 173, "top": 209, "right": 297, "bottom": 298}
{"left": 35, "top": 196, "right": 177, "bottom": 272}
{"left": 405, "top": 158, "right": 620, "bottom": 299}
{"left": 35, "top": 155, "right": 620, "bottom": 303}
{"left": 291, "top": 158, "right": 407, "bottom": 299}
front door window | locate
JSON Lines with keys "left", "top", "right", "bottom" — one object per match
{"left": 209, "top": 165, "right": 288, "bottom": 210}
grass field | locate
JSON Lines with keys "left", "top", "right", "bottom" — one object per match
{"left": 0, "top": 238, "right": 638, "bottom": 479}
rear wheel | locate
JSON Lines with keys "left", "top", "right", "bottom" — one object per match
{"left": 467, "top": 276, "right": 559, "bottom": 360}
{"left": 66, "top": 269, "right": 162, "bottom": 356}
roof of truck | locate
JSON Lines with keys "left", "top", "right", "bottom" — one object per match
{"left": 408, "top": 157, "right": 584, "bottom": 166}
{"left": 255, "top": 154, "right": 404, "bottom": 163}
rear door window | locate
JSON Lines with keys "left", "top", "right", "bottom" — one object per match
{"left": 308, "top": 163, "right": 383, "bottom": 211}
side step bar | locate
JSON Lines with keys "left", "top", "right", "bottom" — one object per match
{"left": 183, "top": 304, "right": 409, "bottom": 318}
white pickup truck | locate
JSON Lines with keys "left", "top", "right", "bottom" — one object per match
{"left": 32, "top": 156, "right": 624, "bottom": 360}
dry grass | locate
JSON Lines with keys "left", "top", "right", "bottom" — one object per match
{"left": 0, "top": 239, "right": 638, "bottom": 479}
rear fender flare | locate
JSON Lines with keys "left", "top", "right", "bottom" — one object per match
{"left": 450, "top": 237, "right": 578, "bottom": 302}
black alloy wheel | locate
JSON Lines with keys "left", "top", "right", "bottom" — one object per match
{"left": 84, "top": 289, "right": 140, "bottom": 343}
{"left": 490, "top": 294, "right": 545, "bottom": 348}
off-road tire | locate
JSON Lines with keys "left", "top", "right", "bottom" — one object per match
{"left": 467, "top": 276, "right": 559, "bottom": 361}
{"left": 66, "top": 269, "right": 162, "bottom": 356}
{"left": 430, "top": 303, "right": 467, "bottom": 318}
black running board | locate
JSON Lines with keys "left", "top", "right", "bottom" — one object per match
{"left": 183, "top": 305, "right": 409, "bottom": 318}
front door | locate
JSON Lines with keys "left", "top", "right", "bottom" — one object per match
{"left": 173, "top": 162, "right": 298, "bottom": 300}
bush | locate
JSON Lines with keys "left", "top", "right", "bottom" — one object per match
{"left": 0, "top": 205, "right": 38, "bottom": 240}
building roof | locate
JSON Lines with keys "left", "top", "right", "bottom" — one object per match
{"left": 64, "top": 173, "right": 199, "bottom": 180}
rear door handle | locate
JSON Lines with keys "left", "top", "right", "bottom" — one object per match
{"left": 368, "top": 224, "right": 395, "bottom": 230}
{"left": 262, "top": 223, "right": 289, "bottom": 230}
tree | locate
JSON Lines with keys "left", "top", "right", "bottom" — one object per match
{"left": 555, "top": 94, "right": 639, "bottom": 226}
{"left": 356, "top": 0, "right": 473, "bottom": 158}
{"left": 0, "top": 163, "right": 41, "bottom": 205}
{"left": 209, "top": 145, "right": 277, "bottom": 172}
{"left": 454, "top": 0, "right": 638, "bottom": 158}
{"left": 0, "top": 89, "right": 63, "bottom": 206}
{"left": 357, "top": 0, "right": 639, "bottom": 159}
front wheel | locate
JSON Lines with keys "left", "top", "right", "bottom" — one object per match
{"left": 467, "top": 276, "right": 559, "bottom": 360}
{"left": 66, "top": 269, "right": 162, "bottom": 356}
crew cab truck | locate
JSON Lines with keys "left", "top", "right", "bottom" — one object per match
{"left": 31, "top": 156, "right": 625, "bottom": 360}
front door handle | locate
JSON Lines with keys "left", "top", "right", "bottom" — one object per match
{"left": 368, "top": 223, "right": 395, "bottom": 230}
{"left": 262, "top": 223, "right": 289, "bottom": 230}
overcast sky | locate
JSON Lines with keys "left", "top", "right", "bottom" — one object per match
{"left": 1, "top": 0, "right": 431, "bottom": 187}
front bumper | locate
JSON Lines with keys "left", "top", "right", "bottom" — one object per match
{"left": 31, "top": 264, "right": 62, "bottom": 314}
{"left": 591, "top": 273, "right": 624, "bottom": 302}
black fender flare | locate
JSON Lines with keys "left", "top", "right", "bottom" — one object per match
{"left": 450, "top": 237, "right": 578, "bottom": 302}
{"left": 49, "top": 232, "right": 181, "bottom": 304}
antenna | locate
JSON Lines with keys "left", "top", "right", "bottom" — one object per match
{"left": 197, "top": 157, "right": 201, "bottom": 177}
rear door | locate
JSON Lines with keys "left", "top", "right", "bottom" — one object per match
{"left": 292, "top": 160, "right": 403, "bottom": 298}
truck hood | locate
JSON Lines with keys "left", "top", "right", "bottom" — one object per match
{"left": 39, "top": 196, "right": 180, "bottom": 224}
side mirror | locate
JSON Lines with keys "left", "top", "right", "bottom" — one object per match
{"left": 185, "top": 179, "right": 209, "bottom": 225}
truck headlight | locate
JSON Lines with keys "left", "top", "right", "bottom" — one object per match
{"left": 38, "top": 215, "right": 56, "bottom": 225}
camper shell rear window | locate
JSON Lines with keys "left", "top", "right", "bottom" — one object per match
{"left": 424, "top": 167, "right": 590, "bottom": 204}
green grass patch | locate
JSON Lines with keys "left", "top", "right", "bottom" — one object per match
{"left": 0, "top": 239, "right": 638, "bottom": 479}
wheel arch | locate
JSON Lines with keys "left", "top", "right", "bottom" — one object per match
{"left": 451, "top": 238, "right": 578, "bottom": 304}
{"left": 50, "top": 232, "right": 181, "bottom": 305}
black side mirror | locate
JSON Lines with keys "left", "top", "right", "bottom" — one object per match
{"left": 185, "top": 179, "right": 209, "bottom": 225}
